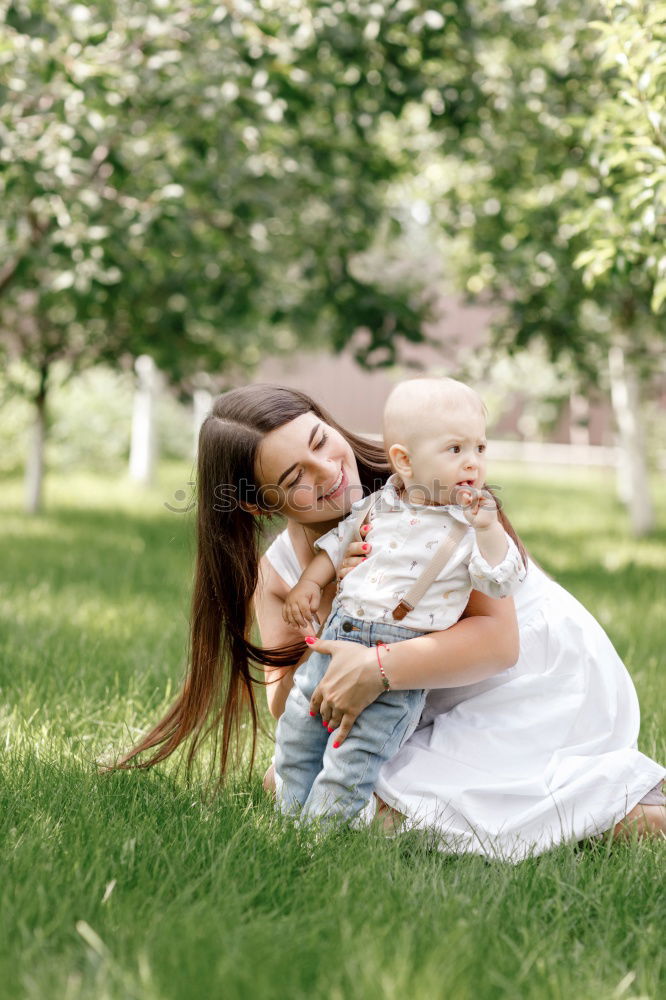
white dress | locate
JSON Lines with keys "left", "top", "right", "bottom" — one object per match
{"left": 263, "top": 529, "right": 665, "bottom": 860}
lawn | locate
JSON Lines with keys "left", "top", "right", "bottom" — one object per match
{"left": 1, "top": 461, "right": 664, "bottom": 1000}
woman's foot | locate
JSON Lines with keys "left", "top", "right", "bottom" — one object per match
{"left": 373, "top": 795, "right": 406, "bottom": 833}
{"left": 263, "top": 762, "right": 276, "bottom": 797}
{"left": 612, "top": 802, "right": 666, "bottom": 840}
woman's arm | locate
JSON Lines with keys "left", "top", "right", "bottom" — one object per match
{"left": 253, "top": 557, "right": 309, "bottom": 719}
{"left": 387, "top": 589, "right": 519, "bottom": 689}
{"left": 308, "top": 590, "right": 519, "bottom": 744}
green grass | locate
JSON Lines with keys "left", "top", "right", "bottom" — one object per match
{"left": 1, "top": 461, "right": 664, "bottom": 1000}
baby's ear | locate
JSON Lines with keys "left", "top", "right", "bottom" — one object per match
{"left": 388, "top": 443, "right": 412, "bottom": 479}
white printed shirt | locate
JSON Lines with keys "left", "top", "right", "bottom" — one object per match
{"left": 315, "top": 474, "right": 527, "bottom": 632}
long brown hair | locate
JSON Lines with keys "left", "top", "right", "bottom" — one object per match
{"left": 114, "top": 384, "right": 390, "bottom": 782}
{"left": 114, "top": 382, "right": 528, "bottom": 784}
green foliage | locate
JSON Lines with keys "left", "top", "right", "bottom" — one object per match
{"left": 413, "top": 0, "right": 666, "bottom": 381}
{"left": 0, "top": 462, "right": 664, "bottom": 999}
{"left": 572, "top": 1, "right": 666, "bottom": 313}
{"left": 0, "top": 0, "right": 483, "bottom": 388}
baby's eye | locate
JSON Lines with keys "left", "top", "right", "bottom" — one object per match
{"left": 448, "top": 445, "right": 461, "bottom": 453}
{"left": 477, "top": 444, "right": 486, "bottom": 453}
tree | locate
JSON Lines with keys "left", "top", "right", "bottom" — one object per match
{"left": 415, "top": 0, "right": 665, "bottom": 534}
{"left": 1, "top": 0, "right": 478, "bottom": 511}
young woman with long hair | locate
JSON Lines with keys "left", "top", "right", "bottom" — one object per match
{"left": 116, "top": 383, "right": 665, "bottom": 858}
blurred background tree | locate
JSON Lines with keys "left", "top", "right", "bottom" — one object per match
{"left": 409, "top": 0, "right": 665, "bottom": 534}
{"left": 2, "top": 0, "right": 476, "bottom": 510}
{"left": 1, "top": 0, "right": 664, "bottom": 531}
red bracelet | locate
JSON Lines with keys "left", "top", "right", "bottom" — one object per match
{"left": 376, "top": 642, "right": 391, "bottom": 692}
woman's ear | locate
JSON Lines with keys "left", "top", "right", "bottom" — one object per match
{"left": 239, "top": 501, "right": 263, "bottom": 517}
{"left": 388, "top": 443, "right": 412, "bottom": 480}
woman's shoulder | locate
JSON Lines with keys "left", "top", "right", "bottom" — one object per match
{"left": 262, "top": 527, "right": 302, "bottom": 591}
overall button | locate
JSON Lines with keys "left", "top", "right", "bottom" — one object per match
{"left": 341, "top": 620, "right": 353, "bottom": 632}
{"left": 356, "top": 607, "right": 365, "bottom": 617}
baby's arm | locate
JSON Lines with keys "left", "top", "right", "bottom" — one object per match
{"left": 282, "top": 551, "right": 337, "bottom": 631}
{"left": 473, "top": 520, "right": 509, "bottom": 568}
{"left": 457, "top": 486, "right": 526, "bottom": 598}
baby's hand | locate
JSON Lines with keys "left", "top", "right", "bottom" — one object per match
{"left": 283, "top": 580, "right": 322, "bottom": 631}
{"left": 455, "top": 486, "right": 499, "bottom": 531}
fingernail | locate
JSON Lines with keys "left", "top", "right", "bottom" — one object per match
{"left": 304, "top": 636, "right": 316, "bottom": 645}
{"left": 333, "top": 742, "right": 340, "bottom": 748}
{"left": 362, "top": 543, "right": 369, "bottom": 551}
{"left": 322, "top": 720, "right": 328, "bottom": 728}
{"left": 309, "top": 711, "right": 316, "bottom": 717}
{"left": 327, "top": 726, "right": 334, "bottom": 733}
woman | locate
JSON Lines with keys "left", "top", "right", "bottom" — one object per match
{"left": 118, "top": 384, "right": 665, "bottom": 857}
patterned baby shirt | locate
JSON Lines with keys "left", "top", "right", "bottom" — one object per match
{"left": 314, "top": 474, "right": 527, "bottom": 631}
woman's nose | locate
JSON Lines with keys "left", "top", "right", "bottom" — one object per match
{"left": 311, "top": 454, "right": 333, "bottom": 480}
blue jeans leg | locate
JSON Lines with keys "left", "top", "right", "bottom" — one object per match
{"left": 301, "top": 687, "right": 425, "bottom": 824}
{"left": 274, "top": 647, "right": 332, "bottom": 816}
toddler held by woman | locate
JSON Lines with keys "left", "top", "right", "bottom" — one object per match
{"left": 275, "top": 377, "right": 526, "bottom": 826}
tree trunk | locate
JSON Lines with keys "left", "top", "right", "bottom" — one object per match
{"left": 607, "top": 341, "right": 655, "bottom": 536}
{"left": 569, "top": 392, "right": 590, "bottom": 446}
{"left": 24, "top": 365, "right": 48, "bottom": 515}
{"left": 192, "top": 387, "right": 212, "bottom": 458}
{"left": 129, "top": 354, "right": 158, "bottom": 485}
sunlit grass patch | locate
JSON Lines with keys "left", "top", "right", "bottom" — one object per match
{"left": 0, "top": 462, "right": 664, "bottom": 1000}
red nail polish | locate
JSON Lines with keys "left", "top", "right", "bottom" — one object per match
{"left": 304, "top": 636, "right": 316, "bottom": 645}
{"left": 328, "top": 726, "right": 334, "bottom": 733}
{"left": 309, "top": 711, "right": 316, "bottom": 717}
{"left": 362, "top": 543, "right": 369, "bottom": 551}
{"left": 333, "top": 742, "right": 340, "bottom": 748}
{"left": 322, "top": 720, "right": 327, "bottom": 728}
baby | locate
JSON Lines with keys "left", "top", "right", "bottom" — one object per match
{"left": 274, "top": 376, "right": 527, "bottom": 826}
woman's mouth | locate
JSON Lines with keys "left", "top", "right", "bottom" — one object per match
{"left": 321, "top": 467, "right": 346, "bottom": 501}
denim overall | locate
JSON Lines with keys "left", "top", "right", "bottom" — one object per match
{"left": 274, "top": 605, "right": 427, "bottom": 824}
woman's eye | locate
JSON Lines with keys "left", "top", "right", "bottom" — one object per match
{"left": 287, "top": 432, "right": 329, "bottom": 486}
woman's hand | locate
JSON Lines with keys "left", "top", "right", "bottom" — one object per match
{"left": 337, "top": 523, "right": 372, "bottom": 580}
{"left": 307, "top": 634, "right": 384, "bottom": 745}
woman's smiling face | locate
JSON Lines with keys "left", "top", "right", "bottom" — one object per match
{"left": 254, "top": 413, "right": 364, "bottom": 524}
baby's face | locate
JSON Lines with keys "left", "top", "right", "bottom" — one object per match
{"left": 405, "top": 406, "right": 488, "bottom": 504}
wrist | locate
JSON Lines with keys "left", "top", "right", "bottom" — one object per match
{"left": 375, "top": 642, "right": 391, "bottom": 692}
{"left": 474, "top": 516, "right": 500, "bottom": 535}
{"left": 361, "top": 645, "right": 386, "bottom": 698}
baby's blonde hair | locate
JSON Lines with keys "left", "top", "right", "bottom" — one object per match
{"left": 382, "top": 376, "right": 486, "bottom": 453}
